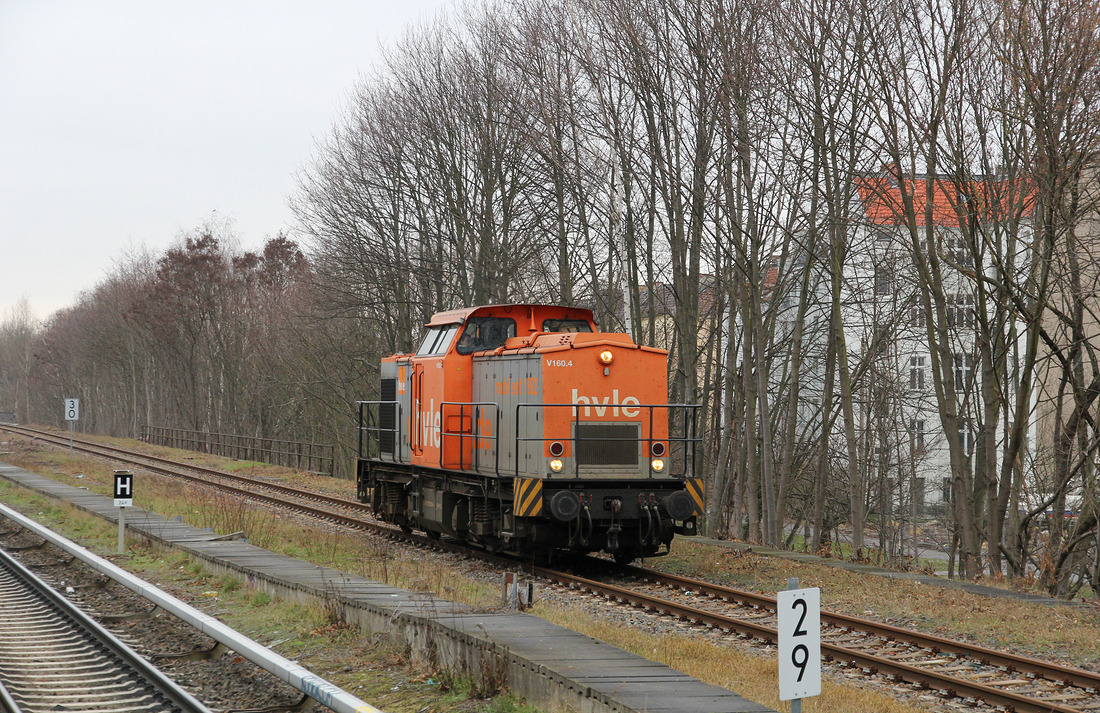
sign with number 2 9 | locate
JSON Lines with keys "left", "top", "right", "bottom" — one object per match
{"left": 777, "top": 586, "right": 821, "bottom": 701}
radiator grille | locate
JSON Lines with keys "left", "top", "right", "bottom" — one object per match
{"left": 575, "top": 423, "right": 639, "bottom": 466}
{"left": 380, "top": 379, "right": 396, "bottom": 453}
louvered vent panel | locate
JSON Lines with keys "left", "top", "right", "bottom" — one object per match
{"left": 575, "top": 423, "right": 639, "bottom": 466}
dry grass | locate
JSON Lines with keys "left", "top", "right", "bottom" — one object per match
{"left": 659, "top": 538, "right": 1100, "bottom": 668}
{"left": 5, "top": 428, "right": 1100, "bottom": 712}
{"left": 534, "top": 603, "right": 927, "bottom": 712}
{"left": 0, "top": 432, "right": 499, "bottom": 610}
{"left": 0, "top": 481, "right": 539, "bottom": 713}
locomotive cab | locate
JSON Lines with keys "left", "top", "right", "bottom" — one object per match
{"left": 356, "top": 304, "right": 702, "bottom": 563}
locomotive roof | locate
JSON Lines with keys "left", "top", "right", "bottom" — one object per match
{"left": 426, "top": 304, "right": 597, "bottom": 328}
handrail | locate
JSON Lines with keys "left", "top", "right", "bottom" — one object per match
{"left": 440, "top": 402, "right": 500, "bottom": 475}
{"left": 0, "top": 501, "right": 385, "bottom": 713}
{"left": 356, "top": 400, "right": 405, "bottom": 464}
{"left": 515, "top": 402, "right": 700, "bottom": 478}
{"left": 356, "top": 398, "right": 700, "bottom": 480}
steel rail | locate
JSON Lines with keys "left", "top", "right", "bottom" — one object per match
{"left": 0, "top": 501, "right": 386, "bottom": 713}
{"left": 0, "top": 425, "right": 442, "bottom": 553}
{"left": 625, "top": 564, "right": 1100, "bottom": 691}
{"left": 0, "top": 544, "right": 211, "bottom": 713}
{"left": 0, "top": 680, "right": 20, "bottom": 713}
{"left": 7, "top": 424, "right": 1095, "bottom": 711}
{"left": 531, "top": 566, "right": 1087, "bottom": 713}
{"left": 1, "top": 425, "right": 370, "bottom": 514}
{"left": 0, "top": 425, "right": 384, "bottom": 532}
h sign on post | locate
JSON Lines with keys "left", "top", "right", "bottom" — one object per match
{"left": 113, "top": 470, "right": 134, "bottom": 508}
{"left": 114, "top": 469, "right": 133, "bottom": 554}
{"left": 777, "top": 584, "right": 821, "bottom": 703}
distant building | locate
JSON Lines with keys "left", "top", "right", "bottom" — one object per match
{"left": 775, "top": 171, "right": 1036, "bottom": 517}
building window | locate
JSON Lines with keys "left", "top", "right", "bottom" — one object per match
{"left": 874, "top": 324, "right": 893, "bottom": 348}
{"left": 946, "top": 236, "right": 972, "bottom": 268}
{"left": 910, "top": 356, "right": 926, "bottom": 390}
{"left": 914, "top": 477, "right": 926, "bottom": 507}
{"left": 875, "top": 269, "right": 893, "bottom": 296}
{"left": 947, "top": 293, "right": 975, "bottom": 329}
{"left": 942, "top": 477, "right": 953, "bottom": 502}
{"left": 958, "top": 421, "right": 973, "bottom": 455}
{"left": 953, "top": 352, "right": 972, "bottom": 391}
{"left": 911, "top": 296, "right": 926, "bottom": 328}
{"left": 911, "top": 419, "right": 925, "bottom": 450}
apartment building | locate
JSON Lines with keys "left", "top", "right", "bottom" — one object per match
{"left": 773, "top": 172, "right": 1035, "bottom": 518}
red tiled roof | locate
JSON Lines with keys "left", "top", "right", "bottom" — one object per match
{"left": 856, "top": 175, "right": 1034, "bottom": 228}
{"left": 763, "top": 266, "right": 779, "bottom": 290}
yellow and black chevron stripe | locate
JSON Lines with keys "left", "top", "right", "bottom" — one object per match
{"left": 514, "top": 477, "right": 543, "bottom": 517}
{"left": 685, "top": 477, "right": 705, "bottom": 515}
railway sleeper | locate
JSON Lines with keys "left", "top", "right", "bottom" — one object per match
{"left": 27, "top": 556, "right": 76, "bottom": 569}
{"left": 4, "top": 539, "right": 47, "bottom": 551}
{"left": 100, "top": 603, "right": 160, "bottom": 623}
{"left": 152, "top": 640, "right": 227, "bottom": 662}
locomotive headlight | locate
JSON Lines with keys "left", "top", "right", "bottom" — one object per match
{"left": 549, "top": 458, "right": 564, "bottom": 472}
{"left": 598, "top": 350, "right": 614, "bottom": 365}
{"left": 651, "top": 458, "right": 666, "bottom": 472}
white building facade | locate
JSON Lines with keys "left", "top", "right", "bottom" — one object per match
{"left": 772, "top": 173, "right": 1036, "bottom": 521}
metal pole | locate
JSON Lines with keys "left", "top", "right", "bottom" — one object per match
{"left": 788, "top": 576, "right": 801, "bottom": 713}
{"left": 69, "top": 420, "right": 73, "bottom": 457}
{"left": 118, "top": 507, "right": 125, "bottom": 554}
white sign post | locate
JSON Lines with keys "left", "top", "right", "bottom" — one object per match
{"left": 777, "top": 578, "right": 821, "bottom": 711}
{"left": 113, "top": 470, "right": 133, "bottom": 554}
{"left": 63, "top": 398, "right": 79, "bottom": 456}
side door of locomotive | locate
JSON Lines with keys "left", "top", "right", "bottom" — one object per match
{"left": 409, "top": 324, "right": 458, "bottom": 465}
{"left": 384, "top": 357, "right": 414, "bottom": 463}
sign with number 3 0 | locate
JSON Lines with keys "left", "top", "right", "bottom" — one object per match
{"left": 777, "top": 587, "right": 821, "bottom": 701}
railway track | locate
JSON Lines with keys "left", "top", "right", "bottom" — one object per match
{"left": 0, "top": 543, "right": 208, "bottom": 713}
{"left": 2, "top": 424, "right": 378, "bottom": 531}
{"left": 534, "top": 566, "right": 1100, "bottom": 713}
{"left": 4, "top": 424, "right": 1098, "bottom": 712}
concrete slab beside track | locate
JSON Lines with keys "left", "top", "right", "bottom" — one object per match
{"left": 0, "top": 462, "right": 774, "bottom": 713}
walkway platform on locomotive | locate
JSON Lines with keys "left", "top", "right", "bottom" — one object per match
{"left": 0, "top": 462, "right": 773, "bottom": 713}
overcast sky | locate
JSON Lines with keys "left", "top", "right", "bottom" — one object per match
{"left": 0, "top": 1, "right": 450, "bottom": 320}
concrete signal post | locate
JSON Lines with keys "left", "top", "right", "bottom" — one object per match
{"left": 113, "top": 470, "right": 134, "bottom": 554}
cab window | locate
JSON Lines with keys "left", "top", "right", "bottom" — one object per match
{"left": 456, "top": 317, "right": 517, "bottom": 354}
{"left": 415, "top": 325, "right": 459, "bottom": 356}
{"left": 542, "top": 318, "right": 592, "bottom": 333}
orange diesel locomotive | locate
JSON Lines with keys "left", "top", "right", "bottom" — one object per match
{"left": 355, "top": 304, "right": 702, "bottom": 562}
